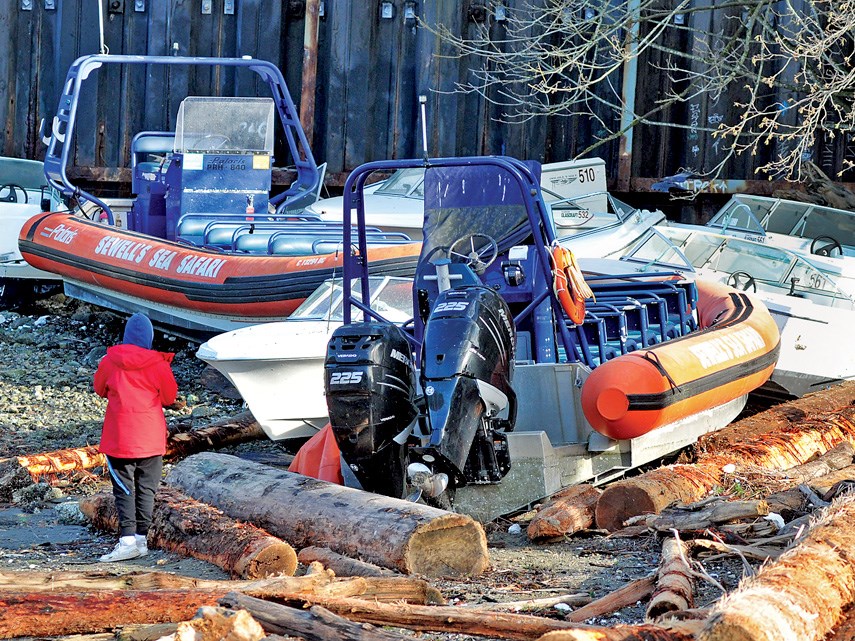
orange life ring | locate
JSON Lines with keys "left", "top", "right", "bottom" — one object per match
{"left": 552, "top": 244, "right": 591, "bottom": 324}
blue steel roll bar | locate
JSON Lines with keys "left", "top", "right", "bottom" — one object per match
{"left": 339, "top": 156, "right": 577, "bottom": 359}
{"left": 41, "top": 54, "right": 319, "bottom": 225}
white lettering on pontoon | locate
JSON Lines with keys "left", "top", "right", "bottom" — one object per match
{"left": 296, "top": 257, "right": 326, "bottom": 267}
{"left": 41, "top": 223, "right": 79, "bottom": 245}
{"left": 175, "top": 254, "right": 226, "bottom": 278}
{"left": 148, "top": 248, "right": 177, "bottom": 271}
{"left": 688, "top": 326, "right": 766, "bottom": 369}
{"left": 94, "top": 236, "right": 152, "bottom": 264}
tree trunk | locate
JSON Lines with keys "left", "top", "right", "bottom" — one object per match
{"left": 596, "top": 404, "right": 855, "bottom": 531}
{"left": 174, "top": 606, "right": 265, "bottom": 641}
{"left": 647, "top": 537, "right": 694, "bottom": 620}
{"left": 166, "top": 452, "right": 489, "bottom": 577}
{"left": 527, "top": 484, "right": 601, "bottom": 541}
{"left": 699, "top": 493, "right": 855, "bottom": 641}
{"left": 298, "top": 546, "right": 398, "bottom": 577}
{"left": 79, "top": 488, "right": 298, "bottom": 579}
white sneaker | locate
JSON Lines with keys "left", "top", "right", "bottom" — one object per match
{"left": 99, "top": 540, "right": 141, "bottom": 562}
{"left": 135, "top": 534, "right": 149, "bottom": 557}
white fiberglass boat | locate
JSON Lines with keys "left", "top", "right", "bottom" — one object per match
{"left": 0, "top": 157, "right": 64, "bottom": 299}
{"left": 305, "top": 158, "right": 664, "bottom": 254}
{"left": 196, "top": 276, "right": 413, "bottom": 441}
{"left": 706, "top": 194, "right": 855, "bottom": 259}
{"left": 621, "top": 225, "right": 855, "bottom": 398}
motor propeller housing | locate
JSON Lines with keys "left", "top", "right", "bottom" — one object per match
{"left": 324, "top": 322, "right": 418, "bottom": 497}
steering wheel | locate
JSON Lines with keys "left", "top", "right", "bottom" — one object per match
{"left": 810, "top": 235, "right": 843, "bottom": 258}
{"left": 0, "top": 183, "right": 28, "bottom": 204}
{"left": 448, "top": 233, "right": 499, "bottom": 274}
{"left": 726, "top": 271, "right": 757, "bottom": 293}
{"left": 194, "top": 134, "right": 232, "bottom": 151}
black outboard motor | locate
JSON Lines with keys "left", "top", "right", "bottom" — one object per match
{"left": 325, "top": 322, "right": 418, "bottom": 498}
{"left": 418, "top": 285, "right": 517, "bottom": 488}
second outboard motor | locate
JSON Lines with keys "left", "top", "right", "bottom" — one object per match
{"left": 418, "top": 285, "right": 517, "bottom": 489}
{"left": 325, "top": 322, "right": 418, "bottom": 498}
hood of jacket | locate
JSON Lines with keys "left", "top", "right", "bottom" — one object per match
{"left": 104, "top": 344, "right": 172, "bottom": 371}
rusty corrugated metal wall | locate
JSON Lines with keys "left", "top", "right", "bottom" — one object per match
{"left": 1, "top": 0, "right": 853, "bottom": 188}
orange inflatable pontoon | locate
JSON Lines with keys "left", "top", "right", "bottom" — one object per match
{"left": 19, "top": 212, "right": 421, "bottom": 324}
{"left": 581, "top": 279, "right": 780, "bottom": 440}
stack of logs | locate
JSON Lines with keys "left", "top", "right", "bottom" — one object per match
{"left": 2, "top": 382, "right": 855, "bottom": 641}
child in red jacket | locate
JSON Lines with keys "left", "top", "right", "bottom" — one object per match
{"left": 94, "top": 313, "right": 177, "bottom": 562}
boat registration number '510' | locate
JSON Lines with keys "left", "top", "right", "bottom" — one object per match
{"left": 329, "top": 371, "right": 364, "bottom": 385}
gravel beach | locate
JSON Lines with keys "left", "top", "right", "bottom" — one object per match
{"left": 0, "top": 293, "right": 747, "bottom": 628}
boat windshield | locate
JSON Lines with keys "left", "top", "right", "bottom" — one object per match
{"left": 292, "top": 277, "right": 413, "bottom": 322}
{"left": 174, "top": 97, "right": 275, "bottom": 154}
{"left": 418, "top": 164, "right": 536, "bottom": 263}
{"left": 374, "top": 168, "right": 425, "bottom": 198}
{"left": 624, "top": 227, "right": 855, "bottom": 303}
{"left": 709, "top": 194, "right": 855, "bottom": 245}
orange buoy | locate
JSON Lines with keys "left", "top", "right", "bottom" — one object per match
{"left": 552, "top": 243, "right": 593, "bottom": 324}
{"left": 581, "top": 279, "right": 780, "bottom": 440}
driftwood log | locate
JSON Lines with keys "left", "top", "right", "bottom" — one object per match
{"left": 646, "top": 537, "right": 694, "bottom": 620}
{"left": 174, "top": 607, "right": 265, "bottom": 641}
{"left": 699, "top": 494, "right": 855, "bottom": 641}
{"left": 79, "top": 488, "right": 297, "bottom": 578}
{"left": 596, "top": 403, "right": 855, "bottom": 531}
{"left": 219, "top": 593, "right": 417, "bottom": 641}
{"left": 527, "top": 484, "right": 602, "bottom": 541}
{"left": 647, "top": 499, "right": 769, "bottom": 532}
{"left": 537, "top": 626, "right": 694, "bottom": 641}
{"left": 165, "top": 410, "right": 265, "bottom": 460}
{"left": 298, "top": 546, "right": 398, "bottom": 577}
{"left": 0, "top": 567, "right": 442, "bottom": 638}
{"left": 565, "top": 575, "right": 656, "bottom": 623}
{"left": 0, "top": 411, "right": 265, "bottom": 501}
{"left": 166, "top": 452, "right": 489, "bottom": 576}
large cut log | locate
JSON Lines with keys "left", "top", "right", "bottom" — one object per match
{"left": 699, "top": 493, "right": 855, "bottom": 641}
{"left": 565, "top": 575, "right": 656, "bottom": 623}
{"left": 527, "top": 485, "right": 601, "bottom": 541}
{"left": 298, "top": 546, "right": 398, "bottom": 577}
{"left": 166, "top": 452, "right": 489, "bottom": 576}
{"left": 698, "top": 380, "right": 855, "bottom": 454}
{"left": 596, "top": 404, "right": 855, "bottom": 531}
{"left": 79, "top": 488, "right": 297, "bottom": 578}
{"left": 646, "top": 537, "right": 694, "bottom": 620}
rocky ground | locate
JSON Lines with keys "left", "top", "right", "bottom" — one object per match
{"left": 0, "top": 293, "right": 750, "bottom": 629}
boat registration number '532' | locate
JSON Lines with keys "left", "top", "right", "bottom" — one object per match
{"left": 329, "top": 371, "right": 364, "bottom": 385}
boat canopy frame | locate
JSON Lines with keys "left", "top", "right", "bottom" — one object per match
{"left": 338, "top": 155, "right": 580, "bottom": 357}
{"left": 40, "top": 54, "right": 320, "bottom": 224}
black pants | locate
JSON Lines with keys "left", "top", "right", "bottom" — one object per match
{"left": 106, "top": 454, "right": 162, "bottom": 537}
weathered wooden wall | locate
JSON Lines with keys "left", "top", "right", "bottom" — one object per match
{"left": 0, "top": 0, "right": 853, "bottom": 190}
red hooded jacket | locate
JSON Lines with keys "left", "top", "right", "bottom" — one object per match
{"left": 94, "top": 344, "right": 178, "bottom": 458}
